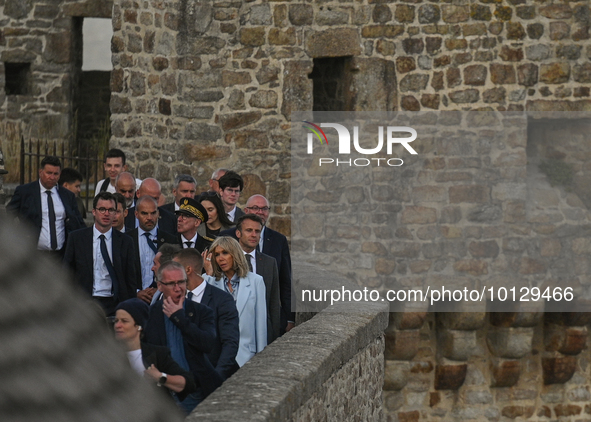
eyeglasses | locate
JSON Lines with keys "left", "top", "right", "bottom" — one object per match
{"left": 246, "top": 206, "right": 269, "bottom": 212}
{"left": 177, "top": 214, "right": 194, "bottom": 221}
{"left": 95, "top": 207, "right": 116, "bottom": 214}
{"left": 158, "top": 279, "right": 187, "bottom": 287}
{"left": 224, "top": 188, "right": 241, "bottom": 195}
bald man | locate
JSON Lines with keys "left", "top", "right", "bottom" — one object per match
{"left": 115, "top": 172, "right": 137, "bottom": 208}
{"left": 123, "top": 178, "right": 177, "bottom": 234}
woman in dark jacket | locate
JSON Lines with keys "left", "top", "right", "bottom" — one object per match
{"left": 114, "top": 299, "right": 196, "bottom": 402}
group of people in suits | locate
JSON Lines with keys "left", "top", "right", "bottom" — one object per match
{"left": 5, "top": 153, "right": 294, "bottom": 414}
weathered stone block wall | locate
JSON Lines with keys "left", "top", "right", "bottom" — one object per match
{"left": 0, "top": 0, "right": 112, "bottom": 182}
{"left": 189, "top": 299, "right": 388, "bottom": 422}
{"left": 384, "top": 310, "right": 591, "bottom": 422}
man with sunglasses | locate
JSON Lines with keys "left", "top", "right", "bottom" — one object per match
{"left": 64, "top": 192, "right": 138, "bottom": 316}
{"left": 144, "top": 261, "right": 223, "bottom": 414}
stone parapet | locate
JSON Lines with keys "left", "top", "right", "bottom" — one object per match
{"left": 189, "top": 301, "right": 388, "bottom": 422}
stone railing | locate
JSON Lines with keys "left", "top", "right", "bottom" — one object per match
{"left": 189, "top": 262, "right": 389, "bottom": 422}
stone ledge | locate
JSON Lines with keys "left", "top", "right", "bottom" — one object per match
{"left": 189, "top": 301, "right": 388, "bottom": 421}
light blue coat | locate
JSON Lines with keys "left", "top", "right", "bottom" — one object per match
{"left": 205, "top": 272, "right": 267, "bottom": 366}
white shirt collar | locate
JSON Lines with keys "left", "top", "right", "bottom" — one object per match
{"left": 39, "top": 180, "right": 58, "bottom": 194}
{"left": 93, "top": 225, "right": 113, "bottom": 240}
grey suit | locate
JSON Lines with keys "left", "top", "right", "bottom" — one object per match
{"left": 253, "top": 251, "right": 281, "bottom": 343}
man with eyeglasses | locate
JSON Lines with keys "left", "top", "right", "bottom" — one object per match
{"left": 223, "top": 194, "right": 295, "bottom": 334}
{"left": 126, "top": 196, "right": 178, "bottom": 304}
{"left": 64, "top": 192, "right": 138, "bottom": 316}
{"left": 175, "top": 197, "right": 213, "bottom": 253}
{"left": 217, "top": 171, "right": 244, "bottom": 222}
{"left": 144, "top": 261, "right": 223, "bottom": 414}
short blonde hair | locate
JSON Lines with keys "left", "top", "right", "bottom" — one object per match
{"left": 210, "top": 236, "right": 249, "bottom": 279}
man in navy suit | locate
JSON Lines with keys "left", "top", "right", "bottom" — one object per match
{"left": 144, "top": 261, "right": 223, "bottom": 414}
{"left": 123, "top": 178, "right": 177, "bottom": 234}
{"left": 217, "top": 171, "right": 245, "bottom": 222}
{"left": 126, "top": 196, "right": 178, "bottom": 304}
{"left": 235, "top": 214, "right": 281, "bottom": 344}
{"left": 174, "top": 248, "right": 240, "bottom": 380}
{"left": 221, "top": 194, "right": 294, "bottom": 334}
{"left": 7, "top": 156, "right": 85, "bottom": 256}
{"left": 63, "top": 192, "right": 138, "bottom": 316}
{"left": 161, "top": 174, "right": 197, "bottom": 214}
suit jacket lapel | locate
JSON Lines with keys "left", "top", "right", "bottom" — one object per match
{"left": 235, "top": 276, "right": 251, "bottom": 316}
{"left": 201, "top": 284, "right": 212, "bottom": 307}
{"left": 83, "top": 228, "right": 94, "bottom": 289}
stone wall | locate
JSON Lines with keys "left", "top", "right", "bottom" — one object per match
{"left": 109, "top": 0, "right": 591, "bottom": 212}
{"left": 0, "top": 0, "right": 112, "bottom": 183}
{"left": 383, "top": 310, "right": 591, "bottom": 422}
{"left": 189, "top": 299, "right": 388, "bottom": 422}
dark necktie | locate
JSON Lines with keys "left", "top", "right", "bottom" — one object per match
{"left": 45, "top": 190, "right": 58, "bottom": 250}
{"left": 99, "top": 234, "right": 118, "bottom": 296}
{"left": 185, "top": 241, "right": 193, "bottom": 249}
{"left": 245, "top": 253, "right": 253, "bottom": 272}
{"left": 143, "top": 232, "right": 158, "bottom": 254}
{"left": 187, "top": 291, "right": 194, "bottom": 300}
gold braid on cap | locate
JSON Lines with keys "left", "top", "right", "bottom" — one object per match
{"left": 181, "top": 204, "right": 205, "bottom": 221}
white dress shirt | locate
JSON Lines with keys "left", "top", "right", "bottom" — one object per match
{"left": 227, "top": 207, "right": 237, "bottom": 222}
{"left": 189, "top": 282, "right": 207, "bottom": 304}
{"left": 245, "top": 250, "right": 256, "bottom": 274}
{"left": 181, "top": 233, "right": 198, "bottom": 248}
{"left": 92, "top": 226, "right": 114, "bottom": 297}
{"left": 138, "top": 227, "right": 157, "bottom": 289}
{"left": 38, "top": 182, "right": 66, "bottom": 250}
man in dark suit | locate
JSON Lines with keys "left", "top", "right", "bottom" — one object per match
{"left": 63, "top": 192, "right": 137, "bottom": 316}
{"left": 7, "top": 156, "right": 85, "bottom": 256}
{"left": 174, "top": 248, "right": 240, "bottom": 381}
{"left": 161, "top": 174, "right": 197, "bottom": 214}
{"left": 144, "top": 261, "right": 223, "bottom": 414}
{"left": 221, "top": 194, "right": 294, "bottom": 334}
{"left": 124, "top": 178, "right": 177, "bottom": 234}
{"left": 126, "top": 196, "right": 178, "bottom": 304}
{"left": 176, "top": 197, "right": 213, "bottom": 253}
{"left": 217, "top": 171, "right": 245, "bottom": 222}
{"left": 235, "top": 214, "right": 281, "bottom": 344}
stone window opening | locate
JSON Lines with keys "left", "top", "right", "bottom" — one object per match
{"left": 309, "top": 56, "right": 353, "bottom": 112}
{"left": 74, "top": 17, "right": 113, "bottom": 146}
{"left": 4, "top": 62, "right": 31, "bottom": 96}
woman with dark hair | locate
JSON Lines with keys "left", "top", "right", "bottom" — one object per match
{"left": 197, "top": 193, "right": 234, "bottom": 239}
{"left": 113, "top": 298, "right": 196, "bottom": 407}
{"left": 203, "top": 236, "right": 267, "bottom": 366}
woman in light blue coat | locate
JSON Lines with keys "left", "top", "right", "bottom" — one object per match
{"left": 203, "top": 236, "right": 267, "bottom": 366}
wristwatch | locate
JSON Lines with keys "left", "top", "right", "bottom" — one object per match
{"left": 157, "top": 373, "right": 168, "bottom": 387}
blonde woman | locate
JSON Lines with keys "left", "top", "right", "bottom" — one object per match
{"left": 203, "top": 236, "right": 267, "bottom": 366}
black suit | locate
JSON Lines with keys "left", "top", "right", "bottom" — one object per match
{"left": 63, "top": 226, "right": 138, "bottom": 311}
{"left": 160, "top": 202, "right": 176, "bottom": 214}
{"left": 127, "top": 228, "right": 179, "bottom": 289}
{"left": 140, "top": 342, "right": 196, "bottom": 401}
{"left": 221, "top": 225, "right": 294, "bottom": 331}
{"left": 229, "top": 206, "right": 244, "bottom": 222}
{"left": 124, "top": 205, "right": 177, "bottom": 234}
{"left": 197, "top": 284, "right": 240, "bottom": 380}
{"left": 252, "top": 251, "right": 281, "bottom": 344}
{"left": 6, "top": 180, "right": 85, "bottom": 249}
{"left": 178, "top": 233, "right": 212, "bottom": 254}
{"left": 144, "top": 299, "right": 223, "bottom": 399}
